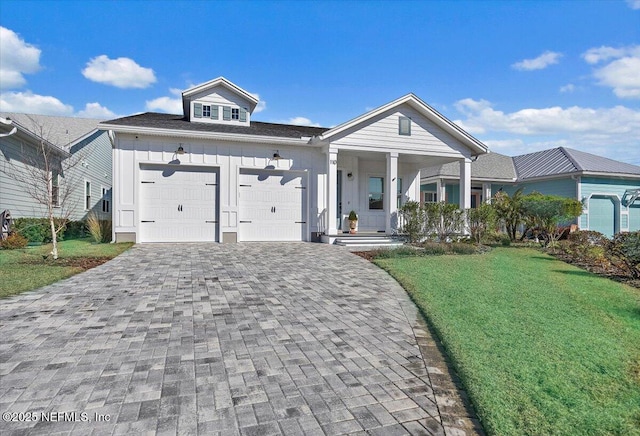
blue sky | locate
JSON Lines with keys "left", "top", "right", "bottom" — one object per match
{"left": 1, "top": 0, "right": 639, "bottom": 164}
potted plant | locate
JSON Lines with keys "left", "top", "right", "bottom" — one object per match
{"left": 348, "top": 210, "right": 358, "bottom": 234}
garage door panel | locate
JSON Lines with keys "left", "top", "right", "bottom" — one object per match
{"left": 589, "top": 196, "right": 615, "bottom": 237}
{"left": 140, "top": 165, "right": 218, "bottom": 242}
{"left": 239, "top": 170, "right": 306, "bottom": 241}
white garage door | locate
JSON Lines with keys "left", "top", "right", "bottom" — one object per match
{"left": 239, "top": 169, "right": 306, "bottom": 241}
{"left": 139, "top": 164, "right": 218, "bottom": 242}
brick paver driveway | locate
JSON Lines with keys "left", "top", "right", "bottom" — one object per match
{"left": 0, "top": 243, "right": 481, "bottom": 435}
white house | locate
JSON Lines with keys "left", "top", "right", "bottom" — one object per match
{"left": 100, "top": 77, "right": 488, "bottom": 243}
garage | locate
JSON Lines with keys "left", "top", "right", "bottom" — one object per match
{"left": 238, "top": 169, "right": 306, "bottom": 241}
{"left": 139, "top": 164, "right": 218, "bottom": 242}
{"left": 588, "top": 195, "right": 617, "bottom": 237}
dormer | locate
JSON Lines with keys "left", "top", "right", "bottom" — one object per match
{"left": 182, "top": 77, "right": 259, "bottom": 126}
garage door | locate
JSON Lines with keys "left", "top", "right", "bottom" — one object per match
{"left": 589, "top": 196, "right": 615, "bottom": 237}
{"left": 139, "top": 164, "right": 218, "bottom": 242}
{"left": 239, "top": 169, "right": 306, "bottom": 241}
{"left": 630, "top": 203, "right": 640, "bottom": 232}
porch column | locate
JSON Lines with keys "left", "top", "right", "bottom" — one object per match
{"left": 326, "top": 147, "right": 338, "bottom": 235}
{"left": 460, "top": 158, "right": 471, "bottom": 234}
{"left": 460, "top": 157, "right": 471, "bottom": 209}
{"left": 482, "top": 183, "right": 492, "bottom": 204}
{"left": 386, "top": 152, "right": 399, "bottom": 233}
{"left": 408, "top": 168, "right": 421, "bottom": 202}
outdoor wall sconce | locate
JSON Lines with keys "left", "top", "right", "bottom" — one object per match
{"left": 176, "top": 145, "right": 185, "bottom": 155}
{"left": 471, "top": 155, "right": 479, "bottom": 162}
{"left": 347, "top": 172, "right": 353, "bottom": 180}
{"left": 272, "top": 150, "right": 282, "bottom": 160}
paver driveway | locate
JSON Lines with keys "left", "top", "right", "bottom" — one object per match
{"left": 0, "top": 243, "right": 481, "bottom": 435}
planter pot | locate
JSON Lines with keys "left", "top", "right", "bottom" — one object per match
{"left": 349, "top": 220, "right": 357, "bottom": 234}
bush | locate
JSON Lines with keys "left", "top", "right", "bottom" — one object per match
{"left": 608, "top": 231, "right": 640, "bottom": 279}
{"left": 12, "top": 218, "right": 88, "bottom": 243}
{"left": 500, "top": 235, "right": 512, "bottom": 246}
{"left": 420, "top": 242, "right": 448, "bottom": 255}
{"left": 64, "top": 221, "right": 87, "bottom": 239}
{"left": 373, "top": 246, "right": 420, "bottom": 258}
{"left": 424, "top": 202, "right": 464, "bottom": 242}
{"left": 0, "top": 233, "right": 28, "bottom": 249}
{"left": 399, "top": 201, "right": 426, "bottom": 243}
{"left": 467, "top": 203, "right": 496, "bottom": 244}
{"left": 560, "top": 231, "right": 609, "bottom": 264}
{"left": 86, "top": 212, "right": 112, "bottom": 243}
{"left": 451, "top": 243, "right": 477, "bottom": 255}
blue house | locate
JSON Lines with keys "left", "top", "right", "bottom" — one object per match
{"left": 421, "top": 147, "right": 640, "bottom": 237}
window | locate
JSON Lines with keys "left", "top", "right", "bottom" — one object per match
{"left": 202, "top": 105, "right": 211, "bottom": 117}
{"left": 399, "top": 116, "right": 411, "bottom": 136}
{"left": 85, "top": 181, "right": 91, "bottom": 210}
{"left": 101, "top": 187, "right": 110, "bottom": 213}
{"left": 369, "top": 177, "right": 384, "bottom": 210}
{"left": 52, "top": 170, "right": 60, "bottom": 207}
{"left": 232, "top": 108, "right": 240, "bottom": 120}
{"left": 423, "top": 192, "right": 437, "bottom": 203}
{"left": 397, "top": 178, "right": 403, "bottom": 209}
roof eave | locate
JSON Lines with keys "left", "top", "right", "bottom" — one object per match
{"left": 99, "top": 123, "right": 318, "bottom": 147}
{"left": 182, "top": 77, "right": 259, "bottom": 109}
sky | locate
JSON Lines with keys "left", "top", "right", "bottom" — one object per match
{"left": 1, "top": 0, "right": 639, "bottom": 164}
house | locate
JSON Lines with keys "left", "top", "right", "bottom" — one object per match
{"left": 0, "top": 113, "right": 112, "bottom": 221}
{"left": 421, "top": 147, "right": 640, "bottom": 237}
{"left": 99, "top": 77, "right": 488, "bottom": 243}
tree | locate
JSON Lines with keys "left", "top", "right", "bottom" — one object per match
{"left": 1, "top": 116, "right": 89, "bottom": 259}
{"left": 467, "top": 202, "right": 496, "bottom": 244}
{"left": 493, "top": 188, "right": 524, "bottom": 241}
{"left": 520, "top": 193, "right": 583, "bottom": 250}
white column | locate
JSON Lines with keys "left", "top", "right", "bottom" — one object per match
{"left": 408, "top": 168, "right": 421, "bottom": 202}
{"left": 386, "top": 152, "right": 399, "bottom": 233}
{"left": 436, "top": 179, "right": 446, "bottom": 203}
{"left": 482, "top": 183, "right": 492, "bottom": 204}
{"left": 459, "top": 158, "right": 471, "bottom": 210}
{"left": 326, "top": 147, "right": 338, "bottom": 235}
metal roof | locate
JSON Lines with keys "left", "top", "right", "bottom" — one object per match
{"left": 0, "top": 112, "right": 103, "bottom": 149}
{"left": 101, "top": 112, "right": 330, "bottom": 139}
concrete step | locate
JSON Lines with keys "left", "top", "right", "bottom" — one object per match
{"left": 335, "top": 237, "right": 404, "bottom": 249}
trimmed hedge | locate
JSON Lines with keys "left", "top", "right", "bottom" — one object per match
{"left": 12, "top": 218, "right": 88, "bottom": 243}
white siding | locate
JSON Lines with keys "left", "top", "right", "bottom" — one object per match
{"left": 113, "top": 134, "right": 325, "bottom": 243}
{"left": 330, "top": 104, "right": 469, "bottom": 157}
{"left": 189, "top": 85, "right": 253, "bottom": 125}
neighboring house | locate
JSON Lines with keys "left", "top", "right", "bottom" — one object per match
{"left": 0, "top": 113, "right": 112, "bottom": 221}
{"left": 100, "top": 76, "right": 488, "bottom": 243}
{"left": 421, "top": 147, "right": 640, "bottom": 237}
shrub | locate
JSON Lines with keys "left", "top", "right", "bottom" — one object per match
{"left": 420, "top": 242, "right": 448, "bottom": 255}
{"left": 608, "top": 231, "right": 640, "bottom": 279}
{"left": 467, "top": 203, "right": 496, "bottom": 244}
{"left": 64, "top": 220, "right": 87, "bottom": 239}
{"left": 374, "top": 246, "right": 420, "bottom": 258}
{"left": 86, "top": 212, "right": 112, "bottom": 243}
{"left": 500, "top": 235, "right": 511, "bottom": 246}
{"left": 13, "top": 218, "right": 49, "bottom": 243}
{"left": 560, "top": 231, "right": 609, "bottom": 264}
{"left": 0, "top": 233, "right": 28, "bottom": 249}
{"left": 451, "top": 243, "right": 477, "bottom": 255}
{"left": 399, "top": 201, "right": 426, "bottom": 243}
{"left": 424, "top": 202, "right": 464, "bottom": 242}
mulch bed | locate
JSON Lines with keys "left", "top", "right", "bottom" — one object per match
{"left": 20, "top": 257, "right": 112, "bottom": 270}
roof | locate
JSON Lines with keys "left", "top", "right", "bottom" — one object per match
{"left": 0, "top": 112, "right": 103, "bottom": 149}
{"left": 514, "top": 147, "right": 640, "bottom": 179}
{"left": 319, "top": 93, "right": 489, "bottom": 156}
{"left": 101, "top": 112, "right": 330, "bottom": 139}
{"left": 421, "top": 151, "right": 517, "bottom": 181}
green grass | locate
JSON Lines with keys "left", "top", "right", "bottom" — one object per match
{"left": 375, "top": 247, "right": 640, "bottom": 435}
{"left": 0, "top": 238, "right": 133, "bottom": 298}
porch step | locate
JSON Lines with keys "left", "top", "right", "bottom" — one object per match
{"left": 334, "top": 236, "right": 404, "bottom": 250}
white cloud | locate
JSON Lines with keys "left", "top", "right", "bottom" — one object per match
{"left": 453, "top": 98, "right": 640, "bottom": 163}
{"left": 627, "top": 0, "right": 640, "bottom": 9}
{"left": 287, "top": 116, "right": 321, "bottom": 127}
{"left": 0, "top": 91, "right": 73, "bottom": 115}
{"left": 582, "top": 45, "right": 640, "bottom": 99}
{"left": 512, "top": 51, "right": 562, "bottom": 71}
{"left": 82, "top": 55, "right": 156, "bottom": 89}
{"left": 559, "top": 84, "right": 575, "bottom": 93}
{"left": 76, "top": 102, "right": 117, "bottom": 119}
{"left": 145, "top": 88, "right": 182, "bottom": 114}
{"left": 0, "top": 27, "right": 41, "bottom": 90}
{"left": 249, "top": 93, "right": 266, "bottom": 113}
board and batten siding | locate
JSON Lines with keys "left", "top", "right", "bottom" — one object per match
{"left": 329, "top": 104, "right": 470, "bottom": 157}
{"left": 580, "top": 176, "right": 640, "bottom": 232}
{"left": 113, "top": 134, "right": 326, "bottom": 243}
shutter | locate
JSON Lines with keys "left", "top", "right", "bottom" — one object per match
{"left": 223, "top": 106, "right": 231, "bottom": 121}
{"left": 194, "top": 103, "right": 202, "bottom": 118}
{"left": 211, "top": 105, "right": 219, "bottom": 120}
{"left": 239, "top": 107, "right": 247, "bottom": 122}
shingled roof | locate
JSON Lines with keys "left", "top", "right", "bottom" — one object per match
{"left": 101, "top": 113, "right": 330, "bottom": 139}
{"left": 0, "top": 112, "right": 103, "bottom": 149}
{"left": 420, "top": 152, "right": 517, "bottom": 181}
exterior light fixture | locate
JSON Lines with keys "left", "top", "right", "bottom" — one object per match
{"left": 272, "top": 150, "right": 282, "bottom": 160}
{"left": 176, "top": 145, "right": 185, "bottom": 155}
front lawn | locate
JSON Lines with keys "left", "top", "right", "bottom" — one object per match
{"left": 0, "top": 238, "right": 133, "bottom": 298}
{"left": 375, "top": 247, "right": 640, "bottom": 435}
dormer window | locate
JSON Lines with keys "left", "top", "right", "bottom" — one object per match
{"left": 202, "top": 105, "right": 211, "bottom": 117}
{"left": 232, "top": 108, "right": 239, "bottom": 120}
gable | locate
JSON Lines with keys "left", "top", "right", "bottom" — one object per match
{"left": 327, "top": 103, "right": 473, "bottom": 158}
